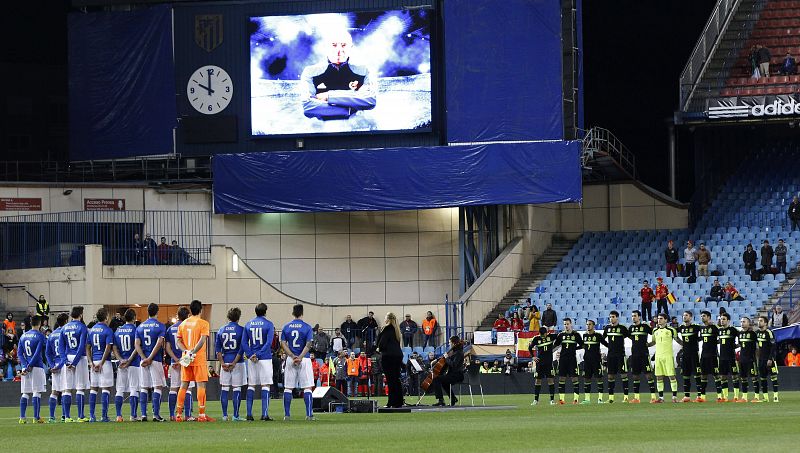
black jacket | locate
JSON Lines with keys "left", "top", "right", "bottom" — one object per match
{"left": 541, "top": 309, "right": 557, "bottom": 327}
{"left": 743, "top": 249, "right": 757, "bottom": 268}
{"left": 376, "top": 326, "right": 403, "bottom": 357}
{"left": 757, "top": 47, "right": 771, "bottom": 64}
{"left": 761, "top": 245, "right": 774, "bottom": 267}
{"left": 340, "top": 320, "right": 358, "bottom": 341}
{"left": 665, "top": 248, "right": 679, "bottom": 264}
{"left": 445, "top": 347, "right": 465, "bottom": 376}
{"left": 775, "top": 244, "right": 787, "bottom": 263}
{"left": 399, "top": 320, "right": 418, "bottom": 337}
{"left": 709, "top": 285, "right": 723, "bottom": 298}
{"left": 789, "top": 201, "right": 800, "bottom": 220}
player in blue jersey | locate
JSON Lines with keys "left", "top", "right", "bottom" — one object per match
{"left": 165, "top": 306, "right": 193, "bottom": 421}
{"left": 243, "top": 303, "right": 275, "bottom": 421}
{"left": 19, "top": 316, "right": 47, "bottom": 423}
{"left": 280, "top": 304, "right": 315, "bottom": 421}
{"left": 113, "top": 309, "right": 140, "bottom": 422}
{"left": 45, "top": 313, "right": 68, "bottom": 423}
{"left": 216, "top": 307, "right": 245, "bottom": 421}
{"left": 87, "top": 308, "right": 114, "bottom": 422}
{"left": 62, "top": 306, "right": 89, "bottom": 422}
{"left": 135, "top": 303, "right": 166, "bottom": 421}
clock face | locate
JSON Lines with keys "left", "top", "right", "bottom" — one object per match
{"left": 187, "top": 65, "right": 233, "bottom": 114}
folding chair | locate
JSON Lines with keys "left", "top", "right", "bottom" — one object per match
{"left": 456, "top": 364, "right": 485, "bottom": 406}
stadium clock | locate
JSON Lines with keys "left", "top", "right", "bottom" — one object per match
{"left": 187, "top": 65, "right": 233, "bottom": 114}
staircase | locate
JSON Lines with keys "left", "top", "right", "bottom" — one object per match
{"left": 478, "top": 237, "right": 577, "bottom": 329}
{"left": 759, "top": 262, "right": 800, "bottom": 317}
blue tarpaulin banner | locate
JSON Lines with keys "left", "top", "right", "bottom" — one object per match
{"left": 444, "top": 0, "right": 563, "bottom": 143}
{"left": 773, "top": 324, "right": 800, "bottom": 342}
{"left": 68, "top": 5, "right": 176, "bottom": 160}
{"left": 212, "top": 141, "right": 581, "bottom": 213}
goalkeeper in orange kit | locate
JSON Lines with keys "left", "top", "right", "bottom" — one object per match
{"left": 175, "top": 300, "right": 214, "bottom": 422}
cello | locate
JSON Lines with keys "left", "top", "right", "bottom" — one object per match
{"left": 420, "top": 341, "right": 470, "bottom": 392}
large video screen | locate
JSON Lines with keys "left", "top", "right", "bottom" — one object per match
{"left": 249, "top": 10, "right": 433, "bottom": 136}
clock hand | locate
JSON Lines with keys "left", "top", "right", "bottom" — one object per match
{"left": 207, "top": 69, "right": 214, "bottom": 93}
{"left": 197, "top": 83, "right": 215, "bottom": 95}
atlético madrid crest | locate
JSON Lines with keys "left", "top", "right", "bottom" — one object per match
{"left": 195, "top": 14, "right": 223, "bottom": 52}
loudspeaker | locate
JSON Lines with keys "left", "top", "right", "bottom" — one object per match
{"left": 311, "top": 386, "right": 348, "bottom": 412}
{"left": 348, "top": 399, "right": 377, "bottom": 413}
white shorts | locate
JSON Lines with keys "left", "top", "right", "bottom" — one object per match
{"left": 115, "top": 366, "right": 140, "bottom": 394}
{"left": 247, "top": 359, "right": 273, "bottom": 387}
{"left": 167, "top": 364, "right": 195, "bottom": 389}
{"left": 22, "top": 367, "right": 47, "bottom": 394}
{"left": 50, "top": 369, "right": 64, "bottom": 393}
{"left": 62, "top": 356, "right": 90, "bottom": 391}
{"left": 139, "top": 362, "right": 166, "bottom": 389}
{"left": 90, "top": 361, "right": 114, "bottom": 388}
{"left": 221, "top": 362, "right": 246, "bottom": 387}
{"left": 283, "top": 357, "right": 313, "bottom": 390}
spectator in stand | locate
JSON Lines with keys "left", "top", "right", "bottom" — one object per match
{"left": 510, "top": 313, "right": 524, "bottom": 333}
{"left": 704, "top": 279, "right": 724, "bottom": 305}
{"left": 640, "top": 280, "right": 655, "bottom": 322}
{"left": 399, "top": 314, "right": 418, "bottom": 347}
{"left": 502, "top": 349, "right": 517, "bottom": 375}
{"left": 757, "top": 44, "right": 771, "bottom": 78}
{"left": 789, "top": 196, "right": 800, "bottom": 231}
{"left": 665, "top": 240, "right": 679, "bottom": 280}
{"left": 684, "top": 240, "right": 698, "bottom": 280}
{"left": 541, "top": 303, "right": 557, "bottom": 330}
{"left": 775, "top": 239, "right": 788, "bottom": 275}
{"left": 670, "top": 317, "right": 679, "bottom": 329}
{"left": 319, "top": 359, "right": 331, "bottom": 387}
{"left": 507, "top": 301, "right": 523, "bottom": 319}
{"left": 480, "top": 361, "right": 492, "bottom": 373}
{"left": 310, "top": 353, "right": 321, "bottom": 387}
{"left": 109, "top": 311, "right": 124, "bottom": 331}
{"left": 493, "top": 314, "right": 511, "bottom": 333}
{"left": 357, "top": 312, "right": 379, "bottom": 354}
{"left": 761, "top": 240, "right": 774, "bottom": 276}
{"left": 655, "top": 277, "right": 670, "bottom": 316}
{"left": 743, "top": 244, "right": 757, "bottom": 277}
{"left": 696, "top": 243, "right": 711, "bottom": 279}
{"left": 143, "top": 233, "right": 157, "bottom": 264}
{"left": 36, "top": 295, "right": 49, "bottom": 321}
{"left": 780, "top": 52, "right": 797, "bottom": 76}
{"left": 748, "top": 45, "right": 760, "bottom": 78}
{"left": 345, "top": 351, "right": 359, "bottom": 397}
{"left": 334, "top": 350, "right": 349, "bottom": 395}
{"left": 422, "top": 312, "right": 438, "bottom": 348}
{"left": 3, "top": 327, "right": 18, "bottom": 380}
{"left": 157, "top": 236, "right": 170, "bottom": 264}
{"left": 169, "top": 240, "right": 188, "bottom": 265}
{"left": 785, "top": 345, "right": 799, "bottom": 367}
{"left": 330, "top": 328, "right": 346, "bottom": 355}
{"left": 528, "top": 305, "right": 541, "bottom": 332}
{"left": 724, "top": 282, "right": 744, "bottom": 302}
{"left": 22, "top": 309, "right": 34, "bottom": 332}
{"left": 769, "top": 305, "right": 789, "bottom": 328}
{"left": 341, "top": 315, "right": 358, "bottom": 349}
{"left": 490, "top": 360, "right": 502, "bottom": 373}
{"left": 357, "top": 351, "right": 372, "bottom": 396}
{"left": 131, "top": 233, "right": 144, "bottom": 264}
{"left": 522, "top": 298, "right": 533, "bottom": 320}
{"left": 3, "top": 313, "right": 16, "bottom": 335}
{"left": 312, "top": 324, "right": 331, "bottom": 358}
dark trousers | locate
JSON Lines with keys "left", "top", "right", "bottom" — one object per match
{"left": 666, "top": 263, "right": 678, "bottom": 278}
{"left": 791, "top": 216, "right": 799, "bottom": 231}
{"left": 641, "top": 302, "right": 653, "bottom": 322}
{"left": 685, "top": 262, "right": 696, "bottom": 278}
{"left": 777, "top": 261, "right": 787, "bottom": 274}
{"left": 403, "top": 336, "right": 413, "bottom": 348}
{"left": 432, "top": 372, "right": 464, "bottom": 401}
{"left": 423, "top": 335, "right": 434, "bottom": 348}
{"left": 656, "top": 298, "right": 669, "bottom": 316}
{"left": 381, "top": 355, "right": 404, "bottom": 407}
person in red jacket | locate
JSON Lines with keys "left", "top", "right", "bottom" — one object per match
{"left": 357, "top": 351, "right": 372, "bottom": 396}
{"left": 493, "top": 314, "right": 511, "bottom": 332}
{"left": 655, "top": 277, "right": 670, "bottom": 317}
{"left": 310, "top": 353, "right": 321, "bottom": 388}
{"left": 510, "top": 313, "right": 524, "bottom": 332}
{"left": 639, "top": 280, "right": 655, "bottom": 322}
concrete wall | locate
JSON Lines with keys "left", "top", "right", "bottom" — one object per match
{"left": 560, "top": 182, "right": 688, "bottom": 237}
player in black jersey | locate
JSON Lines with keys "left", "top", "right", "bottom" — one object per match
{"left": 628, "top": 310, "right": 655, "bottom": 403}
{"left": 603, "top": 311, "right": 629, "bottom": 403}
{"left": 528, "top": 327, "right": 558, "bottom": 405}
{"left": 677, "top": 310, "right": 702, "bottom": 401}
{"left": 756, "top": 315, "right": 779, "bottom": 402}
{"left": 698, "top": 310, "right": 721, "bottom": 402}
{"left": 716, "top": 313, "right": 739, "bottom": 402}
{"left": 581, "top": 320, "right": 608, "bottom": 404}
{"left": 554, "top": 318, "right": 584, "bottom": 405}
{"left": 736, "top": 316, "right": 759, "bottom": 402}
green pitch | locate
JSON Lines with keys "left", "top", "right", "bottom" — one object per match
{"left": 4, "top": 393, "right": 800, "bottom": 452}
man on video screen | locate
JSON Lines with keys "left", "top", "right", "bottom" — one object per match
{"left": 300, "top": 29, "right": 377, "bottom": 120}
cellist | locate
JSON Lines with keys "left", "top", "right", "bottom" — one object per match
{"left": 431, "top": 336, "right": 466, "bottom": 407}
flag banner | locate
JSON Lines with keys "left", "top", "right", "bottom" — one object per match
{"left": 496, "top": 331, "right": 516, "bottom": 346}
{"left": 516, "top": 331, "right": 537, "bottom": 358}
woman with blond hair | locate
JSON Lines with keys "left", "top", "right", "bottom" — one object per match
{"left": 376, "top": 312, "right": 404, "bottom": 408}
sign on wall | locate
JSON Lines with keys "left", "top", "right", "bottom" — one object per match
{"left": 708, "top": 94, "right": 800, "bottom": 119}
{"left": 84, "top": 198, "right": 126, "bottom": 211}
{"left": 0, "top": 198, "right": 42, "bottom": 211}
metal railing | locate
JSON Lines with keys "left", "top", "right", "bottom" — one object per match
{"left": 582, "top": 127, "right": 637, "bottom": 178}
{"left": 679, "top": 0, "right": 744, "bottom": 111}
{"left": 0, "top": 210, "right": 212, "bottom": 270}
{"left": 773, "top": 279, "right": 797, "bottom": 310}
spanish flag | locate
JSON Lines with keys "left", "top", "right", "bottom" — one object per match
{"left": 666, "top": 292, "right": 677, "bottom": 304}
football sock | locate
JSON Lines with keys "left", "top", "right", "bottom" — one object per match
{"left": 220, "top": 386, "right": 229, "bottom": 418}
{"left": 115, "top": 393, "right": 123, "bottom": 418}
{"left": 733, "top": 377, "right": 741, "bottom": 400}
{"left": 76, "top": 391, "right": 85, "bottom": 419}
{"left": 50, "top": 395, "right": 58, "bottom": 419}
{"left": 152, "top": 389, "right": 162, "bottom": 417}
{"left": 699, "top": 378, "right": 708, "bottom": 397}
{"left": 233, "top": 387, "right": 242, "bottom": 418}
{"left": 101, "top": 390, "right": 110, "bottom": 419}
{"left": 20, "top": 394, "right": 29, "bottom": 419}
{"left": 657, "top": 379, "right": 664, "bottom": 398}
{"left": 771, "top": 375, "right": 779, "bottom": 393}
{"left": 633, "top": 379, "right": 640, "bottom": 400}
{"left": 534, "top": 383, "right": 541, "bottom": 401}
{"left": 714, "top": 378, "right": 722, "bottom": 396}
{"left": 185, "top": 391, "right": 193, "bottom": 417}
{"left": 32, "top": 394, "right": 41, "bottom": 420}
{"left": 283, "top": 390, "right": 293, "bottom": 417}
{"left": 89, "top": 390, "right": 97, "bottom": 419}
{"left": 695, "top": 375, "right": 703, "bottom": 397}
{"left": 261, "top": 388, "right": 270, "bottom": 418}
{"left": 139, "top": 390, "right": 148, "bottom": 417}
{"left": 669, "top": 377, "right": 678, "bottom": 397}
{"left": 622, "top": 376, "right": 629, "bottom": 396}
{"left": 682, "top": 377, "right": 691, "bottom": 397}
{"left": 609, "top": 379, "right": 616, "bottom": 397}
{"left": 62, "top": 393, "right": 72, "bottom": 419}
{"left": 303, "top": 390, "right": 313, "bottom": 417}
{"left": 246, "top": 387, "right": 255, "bottom": 417}
{"left": 130, "top": 395, "right": 138, "bottom": 418}
{"left": 760, "top": 378, "right": 768, "bottom": 398}
{"left": 548, "top": 382, "right": 555, "bottom": 401}
{"left": 648, "top": 377, "right": 656, "bottom": 396}
{"left": 176, "top": 387, "right": 186, "bottom": 416}
{"left": 558, "top": 380, "right": 566, "bottom": 400}
{"left": 197, "top": 387, "right": 206, "bottom": 415}
{"left": 168, "top": 390, "right": 177, "bottom": 418}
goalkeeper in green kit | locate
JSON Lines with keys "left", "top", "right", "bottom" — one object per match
{"left": 648, "top": 313, "right": 683, "bottom": 403}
